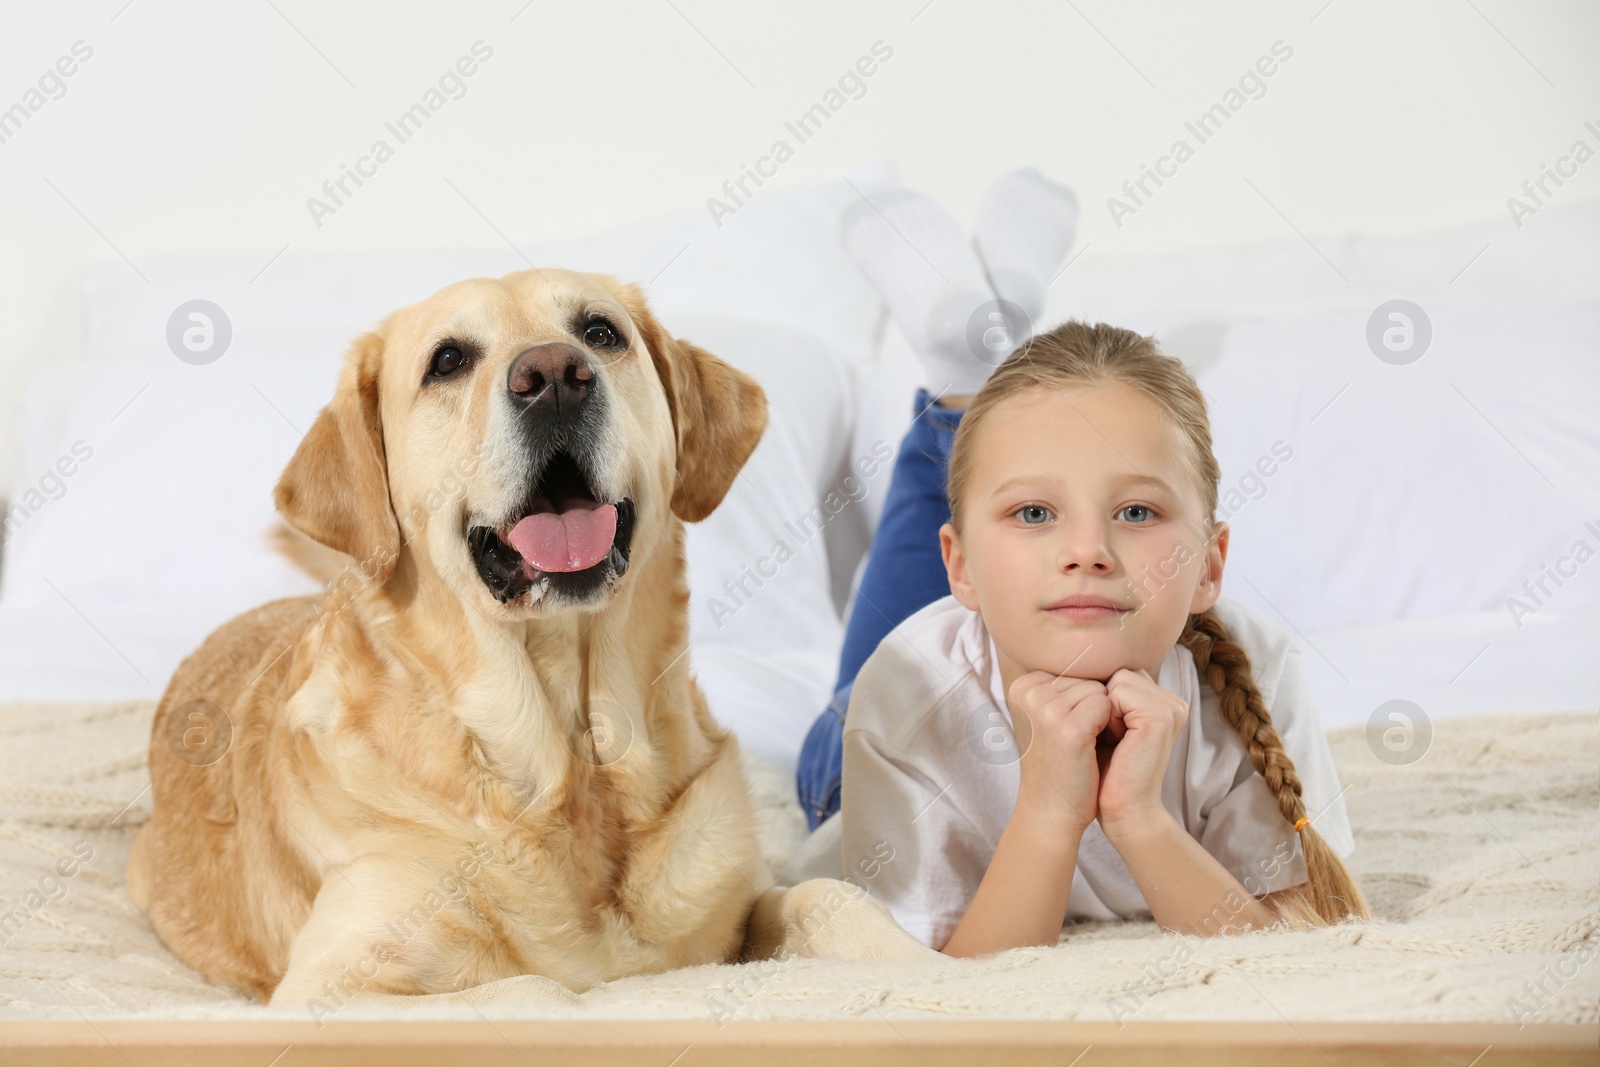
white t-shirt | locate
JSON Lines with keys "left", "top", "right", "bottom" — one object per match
{"left": 836, "top": 594, "right": 1355, "bottom": 951}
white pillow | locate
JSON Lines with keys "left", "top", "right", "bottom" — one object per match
{"left": 1200, "top": 299, "right": 1600, "bottom": 634}
{"left": 0, "top": 163, "right": 896, "bottom": 771}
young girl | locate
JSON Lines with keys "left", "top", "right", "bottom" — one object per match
{"left": 794, "top": 174, "right": 1367, "bottom": 956}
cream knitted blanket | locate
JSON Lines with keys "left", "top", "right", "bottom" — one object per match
{"left": 0, "top": 702, "right": 1594, "bottom": 1024}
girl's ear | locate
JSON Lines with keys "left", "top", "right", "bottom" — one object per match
{"left": 1188, "top": 520, "right": 1229, "bottom": 615}
{"left": 940, "top": 521, "right": 979, "bottom": 611}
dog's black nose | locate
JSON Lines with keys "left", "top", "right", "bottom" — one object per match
{"left": 508, "top": 342, "right": 593, "bottom": 414}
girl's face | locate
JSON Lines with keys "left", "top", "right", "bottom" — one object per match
{"left": 939, "top": 382, "right": 1228, "bottom": 699}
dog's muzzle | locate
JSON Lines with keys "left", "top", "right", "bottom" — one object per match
{"left": 467, "top": 342, "right": 637, "bottom": 605}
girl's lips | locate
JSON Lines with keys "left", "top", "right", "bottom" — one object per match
{"left": 1044, "top": 604, "right": 1128, "bottom": 622}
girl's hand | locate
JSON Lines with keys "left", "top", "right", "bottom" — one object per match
{"left": 1007, "top": 671, "right": 1112, "bottom": 835}
{"left": 1096, "top": 668, "right": 1189, "bottom": 841}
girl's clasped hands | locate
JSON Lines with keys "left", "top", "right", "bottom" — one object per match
{"left": 1008, "top": 666, "right": 1191, "bottom": 846}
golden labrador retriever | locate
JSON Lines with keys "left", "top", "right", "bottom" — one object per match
{"left": 126, "top": 269, "right": 936, "bottom": 1015}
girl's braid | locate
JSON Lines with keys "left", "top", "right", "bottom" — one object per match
{"left": 1180, "top": 608, "right": 1372, "bottom": 924}
{"left": 1180, "top": 609, "right": 1305, "bottom": 825}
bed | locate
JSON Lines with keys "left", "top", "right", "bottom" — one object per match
{"left": 1, "top": 164, "right": 1596, "bottom": 1063}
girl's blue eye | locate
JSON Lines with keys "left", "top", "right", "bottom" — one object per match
{"left": 1118, "top": 504, "right": 1155, "bottom": 523}
{"left": 1016, "top": 505, "right": 1051, "bottom": 525}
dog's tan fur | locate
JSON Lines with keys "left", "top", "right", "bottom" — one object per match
{"left": 128, "top": 269, "right": 936, "bottom": 1010}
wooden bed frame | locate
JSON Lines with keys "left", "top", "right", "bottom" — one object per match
{"left": 1, "top": 1020, "right": 1594, "bottom": 1065}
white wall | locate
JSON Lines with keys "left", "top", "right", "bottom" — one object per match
{"left": 2, "top": 0, "right": 1596, "bottom": 488}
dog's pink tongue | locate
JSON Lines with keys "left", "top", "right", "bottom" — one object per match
{"left": 505, "top": 500, "right": 617, "bottom": 573}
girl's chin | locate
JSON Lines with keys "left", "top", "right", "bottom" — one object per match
{"left": 992, "top": 621, "right": 1164, "bottom": 683}
{"left": 1035, "top": 635, "right": 1165, "bottom": 682}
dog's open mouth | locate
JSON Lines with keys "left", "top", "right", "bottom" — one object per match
{"left": 468, "top": 450, "right": 636, "bottom": 603}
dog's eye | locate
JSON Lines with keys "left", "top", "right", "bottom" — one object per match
{"left": 428, "top": 345, "right": 467, "bottom": 379}
{"left": 582, "top": 319, "right": 621, "bottom": 349}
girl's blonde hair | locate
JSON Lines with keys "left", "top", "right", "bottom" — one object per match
{"left": 946, "top": 320, "right": 1370, "bottom": 926}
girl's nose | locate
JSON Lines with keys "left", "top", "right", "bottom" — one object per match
{"left": 1057, "top": 518, "right": 1114, "bottom": 573}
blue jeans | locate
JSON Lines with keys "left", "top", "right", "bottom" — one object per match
{"left": 794, "top": 388, "right": 966, "bottom": 831}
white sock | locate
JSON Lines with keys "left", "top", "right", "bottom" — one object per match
{"left": 973, "top": 168, "right": 1080, "bottom": 325}
{"left": 843, "top": 189, "right": 1000, "bottom": 397}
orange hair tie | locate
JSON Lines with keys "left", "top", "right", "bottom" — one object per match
{"left": 1293, "top": 816, "right": 1310, "bottom": 832}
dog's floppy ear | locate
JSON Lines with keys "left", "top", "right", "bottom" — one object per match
{"left": 619, "top": 284, "right": 768, "bottom": 523}
{"left": 272, "top": 330, "right": 401, "bottom": 584}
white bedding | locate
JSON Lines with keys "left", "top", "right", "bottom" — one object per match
{"left": 0, "top": 170, "right": 1596, "bottom": 1030}
{"left": 0, "top": 701, "right": 1593, "bottom": 1023}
